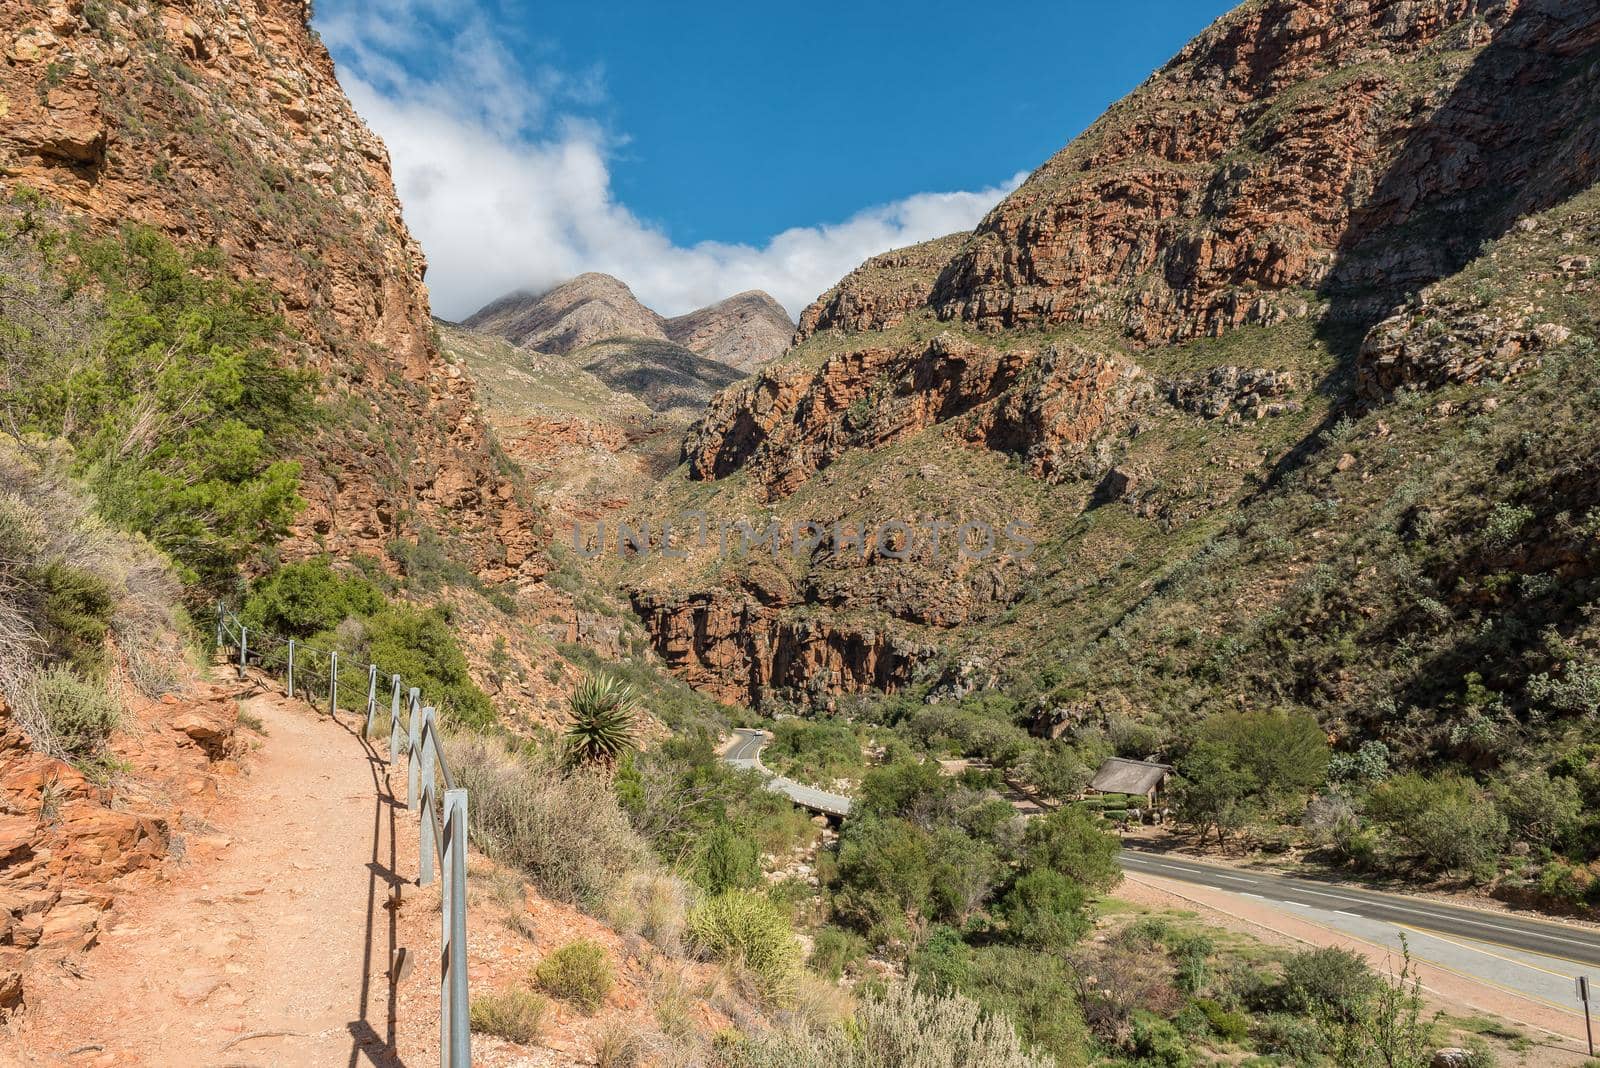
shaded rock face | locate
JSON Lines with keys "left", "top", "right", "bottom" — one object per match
{"left": 466, "top": 275, "right": 795, "bottom": 372}
{"left": 0, "top": 0, "right": 544, "bottom": 583}
{"left": 664, "top": 290, "right": 795, "bottom": 372}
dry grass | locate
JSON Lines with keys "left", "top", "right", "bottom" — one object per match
{"left": 447, "top": 730, "right": 654, "bottom": 911}
{"left": 0, "top": 441, "right": 186, "bottom": 758}
{"left": 468, "top": 986, "right": 546, "bottom": 1045}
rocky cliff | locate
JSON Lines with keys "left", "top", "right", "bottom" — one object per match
{"left": 0, "top": 0, "right": 543, "bottom": 583}
{"left": 630, "top": 0, "right": 1600, "bottom": 711}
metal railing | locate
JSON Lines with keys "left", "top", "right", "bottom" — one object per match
{"left": 214, "top": 604, "right": 472, "bottom": 1067}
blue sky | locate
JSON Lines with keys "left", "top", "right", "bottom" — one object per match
{"left": 316, "top": 0, "right": 1237, "bottom": 319}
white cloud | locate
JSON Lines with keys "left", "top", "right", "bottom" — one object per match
{"left": 319, "top": 4, "right": 1024, "bottom": 321}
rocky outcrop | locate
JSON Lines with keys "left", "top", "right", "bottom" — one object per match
{"left": 629, "top": 589, "right": 925, "bottom": 707}
{"left": 0, "top": 0, "right": 543, "bottom": 583}
{"left": 0, "top": 679, "right": 240, "bottom": 1010}
{"left": 664, "top": 290, "right": 795, "bottom": 372}
{"left": 685, "top": 333, "right": 1037, "bottom": 498}
{"left": 797, "top": 233, "right": 968, "bottom": 340}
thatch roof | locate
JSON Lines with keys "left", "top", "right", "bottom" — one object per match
{"left": 1088, "top": 757, "right": 1173, "bottom": 797}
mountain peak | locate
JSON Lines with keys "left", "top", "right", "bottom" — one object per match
{"left": 465, "top": 278, "right": 795, "bottom": 371}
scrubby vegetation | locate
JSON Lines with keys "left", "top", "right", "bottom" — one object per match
{"left": 535, "top": 938, "right": 614, "bottom": 1012}
{"left": 0, "top": 439, "right": 186, "bottom": 770}
{"left": 240, "top": 556, "right": 494, "bottom": 728}
{"left": 469, "top": 986, "right": 547, "bottom": 1044}
{"left": 1, "top": 199, "right": 312, "bottom": 589}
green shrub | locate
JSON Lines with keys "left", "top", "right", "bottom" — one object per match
{"left": 1193, "top": 996, "right": 1249, "bottom": 1042}
{"left": 33, "top": 563, "right": 115, "bottom": 675}
{"left": 469, "top": 986, "right": 546, "bottom": 1044}
{"left": 1252, "top": 1013, "right": 1322, "bottom": 1061}
{"left": 1019, "top": 804, "right": 1121, "bottom": 891}
{"left": 808, "top": 926, "right": 867, "bottom": 980}
{"left": 1131, "top": 1011, "right": 1189, "bottom": 1067}
{"left": 687, "top": 890, "right": 802, "bottom": 1000}
{"left": 1280, "top": 947, "right": 1375, "bottom": 1015}
{"left": 32, "top": 666, "right": 120, "bottom": 759}
{"left": 535, "top": 939, "right": 613, "bottom": 1012}
{"left": 5, "top": 223, "right": 314, "bottom": 587}
{"left": 1367, "top": 772, "right": 1508, "bottom": 876}
{"left": 239, "top": 557, "right": 383, "bottom": 637}
{"left": 696, "top": 821, "right": 761, "bottom": 894}
{"left": 996, "top": 868, "right": 1091, "bottom": 948}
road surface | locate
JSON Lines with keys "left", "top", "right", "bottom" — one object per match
{"left": 1121, "top": 851, "right": 1600, "bottom": 966}
{"left": 724, "top": 728, "right": 852, "bottom": 817}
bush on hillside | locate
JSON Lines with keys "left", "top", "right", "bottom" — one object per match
{"left": 29, "top": 666, "right": 120, "bottom": 760}
{"left": 242, "top": 560, "right": 493, "bottom": 728}
{"left": 765, "top": 718, "right": 863, "bottom": 783}
{"left": 469, "top": 986, "right": 546, "bottom": 1044}
{"left": 687, "top": 890, "right": 802, "bottom": 1001}
{"left": 535, "top": 939, "right": 613, "bottom": 1012}
{"left": 715, "top": 981, "right": 1055, "bottom": 1068}
{"left": 449, "top": 731, "right": 653, "bottom": 909}
{"left": 2, "top": 213, "right": 314, "bottom": 588}
{"left": 1366, "top": 772, "right": 1508, "bottom": 876}
{"left": 1278, "top": 947, "right": 1376, "bottom": 1016}
{"left": 695, "top": 820, "right": 762, "bottom": 894}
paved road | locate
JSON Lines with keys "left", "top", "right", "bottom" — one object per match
{"left": 1122, "top": 850, "right": 1600, "bottom": 968}
{"left": 725, "top": 728, "right": 853, "bottom": 817}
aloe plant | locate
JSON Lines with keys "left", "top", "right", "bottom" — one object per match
{"left": 563, "top": 671, "right": 640, "bottom": 768}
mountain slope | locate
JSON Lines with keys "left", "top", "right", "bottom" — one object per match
{"left": 664, "top": 290, "right": 796, "bottom": 372}
{"left": 0, "top": 0, "right": 544, "bottom": 584}
{"left": 623, "top": 0, "right": 1600, "bottom": 728}
{"left": 465, "top": 273, "right": 670, "bottom": 354}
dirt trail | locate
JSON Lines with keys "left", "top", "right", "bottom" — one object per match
{"left": 9, "top": 678, "right": 414, "bottom": 1067}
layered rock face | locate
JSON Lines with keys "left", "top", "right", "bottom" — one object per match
{"left": 0, "top": 0, "right": 542, "bottom": 582}
{"left": 466, "top": 273, "right": 795, "bottom": 372}
{"left": 638, "top": 0, "right": 1600, "bottom": 707}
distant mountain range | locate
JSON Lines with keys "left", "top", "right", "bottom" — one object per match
{"left": 463, "top": 273, "right": 794, "bottom": 374}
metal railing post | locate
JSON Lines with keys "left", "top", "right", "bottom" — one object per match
{"left": 287, "top": 639, "right": 296, "bottom": 699}
{"left": 407, "top": 688, "right": 422, "bottom": 811}
{"left": 419, "top": 707, "right": 437, "bottom": 886}
{"left": 329, "top": 650, "right": 339, "bottom": 717}
{"left": 238, "top": 626, "right": 248, "bottom": 679}
{"left": 442, "top": 787, "right": 471, "bottom": 1068}
{"left": 215, "top": 602, "right": 224, "bottom": 649}
{"left": 389, "top": 675, "right": 403, "bottom": 761}
{"left": 365, "top": 664, "right": 379, "bottom": 737}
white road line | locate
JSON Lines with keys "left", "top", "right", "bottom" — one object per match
{"left": 1240, "top": 893, "right": 1265, "bottom": 899}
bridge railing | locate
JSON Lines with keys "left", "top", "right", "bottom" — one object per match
{"left": 215, "top": 604, "right": 471, "bottom": 1067}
